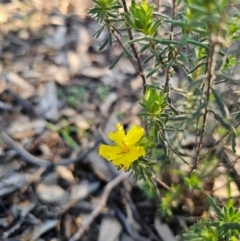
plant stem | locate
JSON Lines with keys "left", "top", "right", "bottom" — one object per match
{"left": 193, "top": 40, "right": 219, "bottom": 171}
{"left": 121, "top": 0, "right": 147, "bottom": 94}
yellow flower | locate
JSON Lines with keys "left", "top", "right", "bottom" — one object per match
{"left": 99, "top": 123, "right": 145, "bottom": 170}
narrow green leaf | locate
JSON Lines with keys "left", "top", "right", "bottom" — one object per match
{"left": 107, "top": 12, "right": 118, "bottom": 18}
{"left": 179, "top": 52, "right": 188, "bottom": 64}
{"left": 151, "top": 20, "right": 161, "bottom": 35}
{"left": 143, "top": 54, "right": 155, "bottom": 64}
{"left": 165, "top": 19, "right": 189, "bottom": 28}
{"left": 212, "top": 88, "right": 229, "bottom": 118}
{"left": 140, "top": 43, "right": 150, "bottom": 53}
{"left": 111, "top": 24, "right": 121, "bottom": 35}
{"left": 153, "top": 49, "right": 160, "bottom": 63}
{"left": 216, "top": 74, "right": 238, "bottom": 83}
{"left": 146, "top": 66, "right": 159, "bottom": 78}
{"left": 166, "top": 60, "right": 173, "bottom": 68}
{"left": 212, "top": 111, "right": 234, "bottom": 131}
{"left": 60, "top": 129, "right": 79, "bottom": 149}
{"left": 153, "top": 12, "right": 171, "bottom": 20}
{"left": 191, "top": 101, "right": 206, "bottom": 119}
{"left": 235, "top": 111, "right": 240, "bottom": 121}
{"left": 99, "top": 38, "right": 109, "bottom": 50}
{"left": 108, "top": 32, "right": 112, "bottom": 46}
{"left": 122, "top": 46, "right": 133, "bottom": 58}
{"left": 152, "top": 38, "right": 179, "bottom": 45}
{"left": 109, "top": 52, "right": 124, "bottom": 69}
{"left": 99, "top": 12, "right": 106, "bottom": 23}
{"left": 92, "top": 25, "right": 105, "bottom": 38}
{"left": 231, "top": 132, "right": 237, "bottom": 153}
{"left": 189, "top": 62, "right": 207, "bottom": 74}
{"left": 182, "top": 233, "right": 202, "bottom": 240}
{"left": 111, "top": 4, "right": 123, "bottom": 9}
{"left": 215, "top": 59, "right": 224, "bottom": 71}
{"left": 206, "top": 194, "right": 221, "bottom": 216}
{"left": 221, "top": 223, "right": 240, "bottom": 230}
{"left": 128, "top": 37, "right": 147, "bottom": 44}
{"left": 187, "top": 39, "right": 209, "bottom": 49}
{"left": 169, "top": 114, "right": 187, "bottom": 121}
{"left": 169, "top": 104, "right": 179, "bottom": 114}
{"left": 188, "top": 77, "right": 204, "bottom": 90}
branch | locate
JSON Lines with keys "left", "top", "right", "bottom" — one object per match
{"left": 121, "top": 0, "right": 147, "bottom": 94}
{"left": 192, "top": 41, "right": 219, "bottom": 171}
{"left": 164, "top": 0, "right": 176, "bottom": 93}
{"left": 69, "top": 172, "right": 128, "bottom": 241}
{"left": 160, "top": 130, "right": 192, "bottom": 167}
{"left": 56, "top": 139, "right": 101, "bottom": 166}
{"left": 0, "top": 130, "right": 102, "bottom": 167}
{"left": 0, "top": 130, "right": 50, "bottom": 167}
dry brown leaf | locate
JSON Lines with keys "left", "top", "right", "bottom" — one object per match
{"left": 4, "top": 201, "right": 35, "bottom": 239}
{"left": 60, "top": 108, "right": 78, "bottom": 117}
{"left": 56, "top": 166, "right": 75, "bottom": 183}
{"left": 98, "top": 217, "right": 122, "bottom": 241}
{"left": 36, "top": 183, "right": 68, "bottom": 204}
{"left": 36, "top": 81, "right": 59, "bottom": 121}
{"left": 7, "top": 115, "right": 34, "bottom": 139}
{"left": 30, "top": 219, "right": 59, "bottom": 241}
{"left": 67, "top": 51, "right": 82, "bottom": 76}
{"left": 100, "top": 92, "right": 118, "bottom": 116}
{"left": 58, "top": 182, "right": 100, "bottom": 215}
{"left": 117, "top": 58, "right": 136, "bottom": 75}
{"left": 0, "top": 161, "right": 21, "bottom": 179}
{"left": 154, "top": 216, "right": 176, "bottom": 241}
{"left": 81, "top": 66, "right": 109, "bottom": 78}
{"left": 69, "top": 181, "right": 100, "bottom": 201}
{"left": 0, "top": 172, "right": 26, "bottom": 197}
{"left": 72, "top": 115, "right": 90, "bottom": 130}
{"left": 44, "top": 26, "right": 67, "bottom": 50}
{"left": 213, "top": 174, "right": 239, "bottom": 198}
{"left": 0, "top": 76, "right": 7, "bottom": 94}
{"left": 45, "top": 65, "right": 70, "bottom": 85}
{"left": 77, "top": 27, "right": 91, "bottom": 53}
{"left": 87, "top": 151, "right": 113, "bottom": 181}
{"left": 130, "top": 75, "right": 142, "bottom": 91}
{"left": 49, "top": 15, "right": 65, "bottom": 25}
{"left": 31, "top": 119, "right": 46, "bottom": 135}
{"left": 5, "top": 72, "right": 35, "bottom": 99}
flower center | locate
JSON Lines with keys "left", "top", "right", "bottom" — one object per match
{"left": 121, "top": 144, "right": 129, "bottom": 153}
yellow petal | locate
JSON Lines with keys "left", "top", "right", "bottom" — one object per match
{"left": 99, "top": 145, "right": 122, "bottom": 161}
{"left": 125, "top": 125, "right": 144, "bottom": 147}
{"left": 112, "top": 155, "right": 126, "bottom": 166}
{"left": 108, "top": 123, "right": 125, "bottom": 147}
{"left": 125, "top": 146, "right": 145, "bottom": 163}
{"left": 111, "top": 155, "right": 131, "bottom": 170}
{"left": 112, "top": 146, "right": 145, "bottom": 170}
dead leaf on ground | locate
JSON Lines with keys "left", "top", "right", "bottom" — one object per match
{"left": 87, "top": 151, "right": 113, "bottom": 181}
{"left": 36, "top": 81, "right": 59, "bottom": 121}
{"left": 36, "top": 183, "right": 68, "bottom": 204}
{"left": 98, "top": 217, "right": 122, "bottom": 241}
{"left": 7, "top": 115, "right": 35, "bottom": 139}
{"left": 29, "top": 219, "right": 59, "bottom": 241}
{"left": 213, "top": 174, "right": 239, "bottom": 198}
{"left": 5, "top": 72, "right": 35, "bottom": 99}
{"left": 100, "top": 92, "right": 118, "bottom": 116}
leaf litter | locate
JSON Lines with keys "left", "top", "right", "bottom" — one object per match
{"left": 0, "top": 0, "right": 239, "bottom": 241}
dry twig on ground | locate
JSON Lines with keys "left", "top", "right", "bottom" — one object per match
{"left": 69, "top": 172, "right": 128, "bottom": 241}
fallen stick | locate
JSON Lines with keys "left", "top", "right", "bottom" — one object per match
{"left": 69, "top": 172, "right": 128, "bottom": 241}
{"left": 0, "top": 130, "right": 50, "bottom": 167}
{"left": 0, "top": 130, "right": 101, "bottom": 167}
